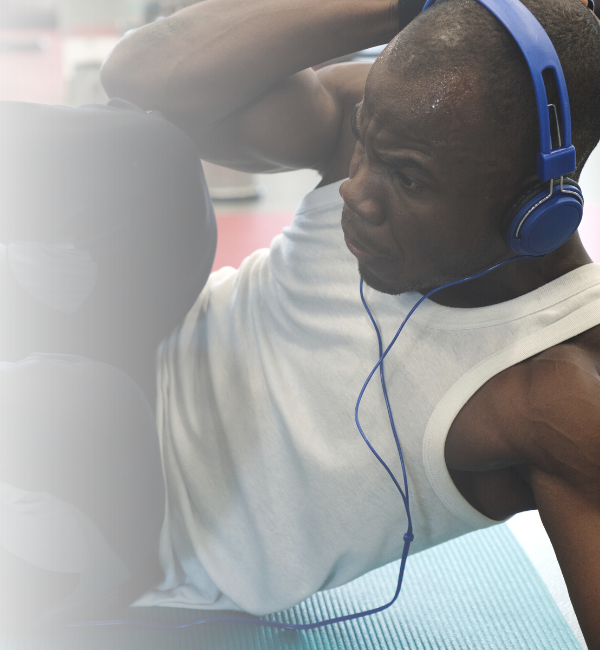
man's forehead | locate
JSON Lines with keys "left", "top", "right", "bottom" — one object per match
{"left": 361, "top": 57, "right": 488, "bottom": 153}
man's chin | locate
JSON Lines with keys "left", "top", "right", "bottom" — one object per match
{"left": 357, "top": 262, "right": 415, "bottom": 296}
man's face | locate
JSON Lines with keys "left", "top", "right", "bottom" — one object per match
{"left": 340, "top": 48, "right": 529, "bottom": 296}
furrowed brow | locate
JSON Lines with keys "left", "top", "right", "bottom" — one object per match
{"left": 376, "top": 152, "right": 429, "bottom": 174}
{"left": 350, "top": 104, "right": 433, "bottom": 179}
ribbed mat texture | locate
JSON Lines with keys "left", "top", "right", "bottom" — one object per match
{"left": 1, "top": 523, "right": 580, "bottom": 650}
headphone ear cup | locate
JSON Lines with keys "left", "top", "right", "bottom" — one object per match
{"left": 505, "top": 178, "right": 584, "bottom": 256}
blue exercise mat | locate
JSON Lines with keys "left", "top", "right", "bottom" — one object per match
{"left": 1, "top": 523, "right": 581, "bottom": 650}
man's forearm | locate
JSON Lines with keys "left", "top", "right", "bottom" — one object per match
{"left": 101, "top": 0, "right": 398, "bottom": 127}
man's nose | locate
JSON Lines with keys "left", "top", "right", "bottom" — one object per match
{"left": 339, "top": 172, "right": 386, "bottom": 226}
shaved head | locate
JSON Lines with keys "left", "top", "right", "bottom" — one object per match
{"left": 381, "top": 0, "right": 600, "bottom": 179}
{"left": 340, "top": 0, "right": 600, "bottom": 298}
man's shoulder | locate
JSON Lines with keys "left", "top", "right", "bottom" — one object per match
{"left": 503, "top": 330, "right": 600, "bottom": 475}
{"left": 448, "top": 323, "right": 600, "bottom": 461}
{"left": 446, "top": 329, "right": 600, "bottom": 520}
{"left": 521, "top": 325, "right": 600, "bottom": 407}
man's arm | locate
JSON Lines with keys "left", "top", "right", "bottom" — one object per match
{"left": 100, "top": 0, "right": 412, "bottom": 173}
{"left": 492, "top": 348, "right": 600, "bottom": 648}
{"left": 531, "top": 464, "right": 600, "bottom": 648}
{"left": 521, "top": 350, "right": 600, "bottom": 649}
{"left": 446, "top": 343, "right": 600, "bottom": 648}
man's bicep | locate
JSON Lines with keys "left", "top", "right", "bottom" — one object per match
{"left": 164, "top": 67, "right": 347, "bottom": 174}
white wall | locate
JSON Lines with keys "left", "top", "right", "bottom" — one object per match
{"left": 57, "top": 0, "right": 128, "bottom": 31}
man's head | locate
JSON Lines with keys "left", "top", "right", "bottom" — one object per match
{"left": 340, "top": 0, "right": 600, "bottom": 296}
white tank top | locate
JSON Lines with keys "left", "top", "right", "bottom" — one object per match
{"left": 137, "top": 180, "right": 600, "bottom": 615}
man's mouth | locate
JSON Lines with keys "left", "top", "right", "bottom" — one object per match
{"left": 344, "top": 236, "right": 379, "bottom": 263}
{"left": 341, "top": 205, "right": 398, "bottom": 267}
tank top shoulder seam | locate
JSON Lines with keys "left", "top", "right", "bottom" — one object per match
{"left": 396, "top": 263, "right": 600, "bottom": 331}
{"left": 413, "top": 290, "right": 600, "bottom": 331}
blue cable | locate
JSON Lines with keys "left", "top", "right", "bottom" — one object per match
{"left": 56, "top": 254, "right": 537, "bottom": 633}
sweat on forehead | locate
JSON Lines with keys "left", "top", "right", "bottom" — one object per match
{"left": 359, "top": 39, "right": 527, "bottom": 174}
{"left": 378, "top": 0, "right": 535, "bottom": 136}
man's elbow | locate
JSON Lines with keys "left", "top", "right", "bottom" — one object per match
{"left": 100, "top": 32, "right": 158, "bottom": 109}
{"left": 99, "top": 53, "right": 126, "bottom": 102}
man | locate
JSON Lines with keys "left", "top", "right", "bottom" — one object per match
{"left": 0, "top": 0, "right": 598, "bottom": 643}
{"left": 100, "top": 0, "right": 600, "bottom": 646}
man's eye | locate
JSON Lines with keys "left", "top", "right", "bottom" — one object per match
{"left": 397, "top": 172, "right": 423, "bottom": 192}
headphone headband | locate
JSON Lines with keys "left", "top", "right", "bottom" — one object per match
{"left": 421, "top": 0, "right": 576, "bottom": 181}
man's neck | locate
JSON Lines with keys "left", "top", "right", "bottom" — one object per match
{"left": 427, "top": 235, "right": 593, "bottom": 309}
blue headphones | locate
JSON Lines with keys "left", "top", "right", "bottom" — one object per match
{"left": 424, "top": 0, "right": 584, "bottom": 256}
